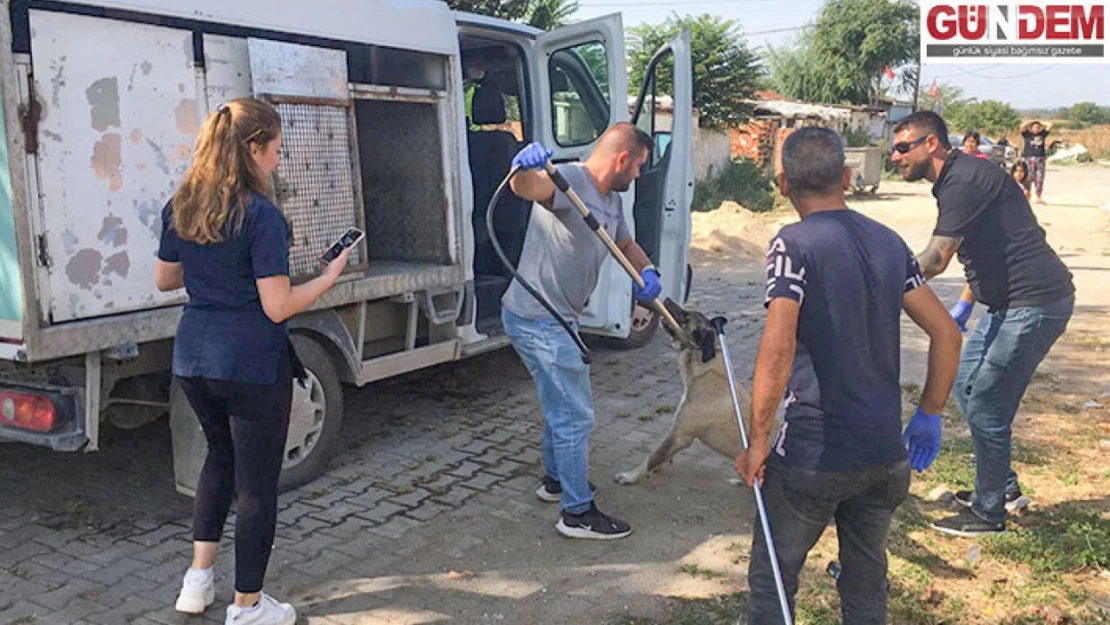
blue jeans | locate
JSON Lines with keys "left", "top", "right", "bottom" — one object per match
{"left": 954, "top": 294, "right": 1073, "bottom": 524}
{"left": 501, "top": 307, "right": 595, "bottom": 514}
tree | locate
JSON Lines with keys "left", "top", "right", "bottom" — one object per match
{"left": 525, "top": 0, "right": 579, "bottom": 30}
{"left": 444, "top": 0, "right": 528, "bottom": 21}
{"left": 917, "top": 81, "right": 972, "bottom": 119}
{"left": 948, "top": 100, "right": 1022, "bottom": 137}
{"left": 627, "top": 14, "right": 762, "bottom": 129}
{"left": 769, "top": 0, "right": 919, "bottom": 106}
{"left": 1068, "top": 101, "right": 1109, "bottom": 125}
{"left": 442, "top": 0, "right": 578, "bottom": 30}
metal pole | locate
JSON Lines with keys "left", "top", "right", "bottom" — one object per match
{"left": 543, "top": 162, "right": 691, "bottom": 346}
{"left": 710, "top": 318, "right": 793, "bottom": 625}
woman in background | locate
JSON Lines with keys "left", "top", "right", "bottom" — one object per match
{"left": 962, "top": 131, "right": 990, "bottom": 160}
{"left": 155, "top": 98, "right": 350, "bottom": 625}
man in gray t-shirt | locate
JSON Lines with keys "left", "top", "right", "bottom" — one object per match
{"left": 501, "top": 123, "right": 661, "bottom": 540}
{"left": 501, "top": 161, "right": 631, "bottom": 320}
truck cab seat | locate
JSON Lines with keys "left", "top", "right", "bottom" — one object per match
{"left": 467, "top": 80, "right": 528, "bottom": 276}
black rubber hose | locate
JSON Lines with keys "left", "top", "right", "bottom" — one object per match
{"left": 486, "top": 165, "right": 591, "bottom": 364}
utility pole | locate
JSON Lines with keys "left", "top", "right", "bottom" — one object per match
{"left": 912, "top": 61, "right": 922, "bottom": 112}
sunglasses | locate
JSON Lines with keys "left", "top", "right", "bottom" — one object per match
{"left": 891, "top": 135, "right": 928, "bottom": 154}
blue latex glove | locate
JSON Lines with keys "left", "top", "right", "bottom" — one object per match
{"left": 902, "top": 407, "right": 942, "bottom": 473}
{"left": 633, "top": 268, "right": 662, "bottom": 303}
{"left": 511, "top": 142, "right": 553, "bottom": 170}
{"left": 949, "top": 299, "right": 973, "bottom": 333}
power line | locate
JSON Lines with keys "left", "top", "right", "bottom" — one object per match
{"left": 927, "top": 64, "right": 1001, "bottom": 79}
{"left": 746, "top": 25, "right": 807, "bottom": 36}
{"left": 953, "top": 65, "right": 1059, "bottom": 80}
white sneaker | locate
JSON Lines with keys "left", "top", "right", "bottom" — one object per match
{"left": 225, "top": 593, "right": 296, "bottom": 625}
{"left": 175, "top": 567, "right": 215, "bottom": 614}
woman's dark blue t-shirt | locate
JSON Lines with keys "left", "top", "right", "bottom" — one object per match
{"left": 157, "top": 194, "right": 291, "bottom": 385}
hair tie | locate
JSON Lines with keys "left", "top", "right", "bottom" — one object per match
{"left": 217, "top": 103, "right": 231, "bottom": 117}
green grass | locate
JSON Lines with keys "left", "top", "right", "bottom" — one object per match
{"left": 678, "top": 563, "right": 727, "bottom": 580}
{"left": 1071, "top": 331, "right": 1110, "bottom": 349}
{"left": 983, "top": 507, "right": 1110, "bottom": 573}
{"left": 922, "top": 438, "right": 976, "bottom": 487}
{"left": 922, "top": 438, "right": 1051, "bottom": 489}
{"left": 303, "top": 488, "right": 330, "bottom": 501}
{"left": 1031, "top": 370, "right": 1058, "bottom": 384}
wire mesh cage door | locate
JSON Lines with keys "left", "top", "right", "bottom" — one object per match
{"left": 268, "top": 98, "right": 366, "bottom": 280}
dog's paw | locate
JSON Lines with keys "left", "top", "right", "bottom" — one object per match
{"left": 614, "top": 470, "right": 641, "bottom": 485}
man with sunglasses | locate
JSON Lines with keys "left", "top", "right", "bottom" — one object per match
{"left": 890, "top": 111, "right": 1074, "bottom": 537}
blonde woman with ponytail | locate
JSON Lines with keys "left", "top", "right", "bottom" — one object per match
{"left": 155, "top": 98, "right": 349, "bottom": 625}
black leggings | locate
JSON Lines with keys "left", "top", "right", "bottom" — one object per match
{"left": 178, "top": 364, "right": 292, "bottom": 594}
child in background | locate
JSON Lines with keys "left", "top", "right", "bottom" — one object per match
{"left": 1011, "top": 160, "right": 1031, "bottom": 200}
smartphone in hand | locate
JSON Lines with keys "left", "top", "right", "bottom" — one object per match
{"left": 320, "top": 227, "right": 364, "bottom": 264}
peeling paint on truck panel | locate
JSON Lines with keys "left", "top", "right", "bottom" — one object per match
{"left": 0, "top": 62, "right": 21, "bottom": 327}
{"left": 29, "top": 10, "right": 199, "bottom": 322}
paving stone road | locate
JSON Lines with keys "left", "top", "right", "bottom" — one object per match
{"left": 0, "top": 262, "right": 771, "bottom": 625}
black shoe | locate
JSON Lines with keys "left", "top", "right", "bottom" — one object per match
{"left": 932, "top": 508, "right": 1005, "bottom": 537}
{"left": 556, "top": 504, "right": 632, "bottom": 540}
{"left": 953, "top": 489, "right": 1030, "bottom": 512}
{"left": 535, "top": 476, "right": 598, "bottom": 503}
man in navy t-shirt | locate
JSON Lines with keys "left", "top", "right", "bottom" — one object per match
{"left": 734, "top": 128, "right": 962, "bottom": 625}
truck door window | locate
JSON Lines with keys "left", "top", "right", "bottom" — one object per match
{"left": 549, "top": 41, "right": 609, "bottom": 147}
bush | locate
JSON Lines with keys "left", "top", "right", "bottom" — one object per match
{"left": 692, "top": 159, "right": 776, "bottom": 212}
{"left": 845, "top": 127, "right": 872, "bottom": 148}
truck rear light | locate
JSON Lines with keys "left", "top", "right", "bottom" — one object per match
{"left": 0, "top": 390, "right": 59, "bottom": 432}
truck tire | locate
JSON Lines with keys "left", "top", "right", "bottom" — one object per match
{"left": 278, "top": 335, "right": 344, "bottom": 492}
{"left": 610, "top": 303, "right": 659, "bottom": 350}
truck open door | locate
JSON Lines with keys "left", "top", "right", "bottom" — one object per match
{"left": 533, "top": 14, "right": 635, "bottom": 338}
{"left": 622, "top": 30, "right": 694, "bottom": 346}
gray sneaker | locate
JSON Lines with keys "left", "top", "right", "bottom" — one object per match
{"left": 932, "top": 508, "right": 1005, "bottom": 537}
{"left": 953, "top": 489, "right": 1030, "bottom": 512}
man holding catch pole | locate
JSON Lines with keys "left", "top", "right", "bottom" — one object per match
{"left": 501, "top": 123, "right": 662, "bottom": 540}
{"left": 735, "top": 127, "right": 962, "bottom": 624}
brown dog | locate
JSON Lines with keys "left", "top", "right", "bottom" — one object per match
{"left": 615, "top": 300, "right": 754, "bottom": 485}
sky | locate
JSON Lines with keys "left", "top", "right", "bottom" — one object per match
{"left": 572, "top": 0, "right": 1110, "bottom": 110}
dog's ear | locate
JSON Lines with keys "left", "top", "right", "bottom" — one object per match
{"left": 698, "top": 328, "right": 717, "bottom": 363}
{"left": 663, "top": 298, "right": 686, "bottom": 320}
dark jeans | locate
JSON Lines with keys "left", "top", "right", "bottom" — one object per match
{"left": 178, "top": 360, "right": 292, "bottom": 594}
{"left": 955, "top": 294, "right": 1073, "bottom": 524}
{"left": 748, "top": 458, "right": 911, "bottom": 625}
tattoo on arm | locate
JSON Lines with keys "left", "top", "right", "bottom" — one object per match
{"left": 916, "top": 235, "right": 964, "bottom": 279}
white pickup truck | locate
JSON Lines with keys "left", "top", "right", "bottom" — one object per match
{"left": 0, "top": 0, "right": 694, "bottom": 494}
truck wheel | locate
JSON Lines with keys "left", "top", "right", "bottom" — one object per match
{"left": 611, "top": 303, "right": 659, "bottom": 350}
{"left": 278, "top": 335, "right": 344, "bottom": 492}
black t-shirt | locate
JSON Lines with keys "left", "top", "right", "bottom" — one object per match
{"left": 1022, "top": 129, "right": 1049, "bottom": 157}
{"left": 764, "top": 210, "right": 924, "bottom": 470}
{"left": 932, "top": 151, "right": 1073, "bottom": 310}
